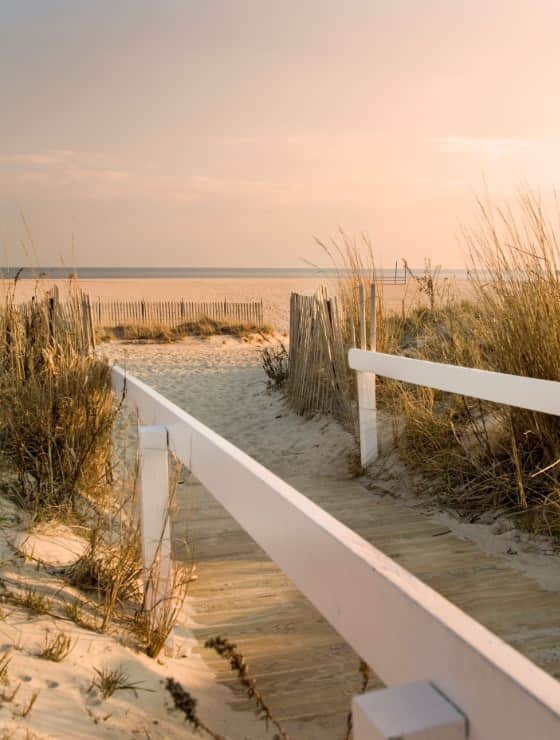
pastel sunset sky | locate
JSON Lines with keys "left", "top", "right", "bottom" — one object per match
{"left": 1, "top": 1, "right": 559, "bottom": 268}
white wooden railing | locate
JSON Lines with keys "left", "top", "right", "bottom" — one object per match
{"left": 350, "top": 348, "right": 560, "bottom": 466}
{"left": 112, "top": 363, "right": 560, "bottom": 740}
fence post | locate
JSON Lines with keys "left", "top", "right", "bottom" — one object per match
{"left": 356, "top": 283, "right": 378, "bottom": 466}
{"left": 352, "top": 683, "right": 466, "bottom": 739}
{"left": 370, "top": 283, "right": 376, "bottom": 349}
{"left": 138, "top": 425, "right": 172, "bottom": 612}
{"left": 359, "top": 284, "right": 367, "bottom": 349}
{"left": 81, "top": 296, "right": 91, "bottom": 353}
{"left": 48, "top": 296, "right": 56, "bottom": 343}
{"left": 87, "top": 295, "right": 96, "bottom": 351}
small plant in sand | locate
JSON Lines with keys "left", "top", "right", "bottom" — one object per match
{"left": 91, "top": 665, "right": 146, "bottom": 700}
{"left": 0, "top": 648, "right": 26, "bottom": 707}
{"left": 68, "top": 520, "right": 143, "bottom": 631}
{"left": 262, "top": 341, "right": 288, "bottom": 388}
{"left": 0, "top": 653, "right": 11, "bottom": 685}
{"left": 16, "top": 588, "right": 52, "bottom": 616}
{"left": 13, "top": 690, "right": 39, "bottom": 718}
{"left": 39, "top": 629, "right": 74, "bottom": 662}
{"left": 63, "top": 597, "right": 96, "bottom": 632}
{"left": 134, "top": 561, "right": 192, "bottom": 658}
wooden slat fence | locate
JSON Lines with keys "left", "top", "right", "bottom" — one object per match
{"left": 92, "top": 298, "right": 264, "bottom": 327}
{"left": 286, "top": 287, "right": 354, "bottom": 426}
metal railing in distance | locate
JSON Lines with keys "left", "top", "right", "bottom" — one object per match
{"left": 112, "top": 364, "right": 560, "bottom": 740}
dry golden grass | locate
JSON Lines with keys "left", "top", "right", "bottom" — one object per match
{"left": 99, "top": 316, "right": 273, "bottom": 343}
{"left": 392, "top": 190, "right": 560, "bottom": 537}
{"left": 309, "top": 205, "right": 560, "bottom": 536}
{"left": 39, "top": 630, "right": 74, "bottom": 662}
{"left": 0, "top": 284, "right": 118, "bottom": 519}
{"left": 315, "top": 229, "right": 400, "bottom": 354}
{"left": 0, "top": 276, "right": 190, "bottom": 654}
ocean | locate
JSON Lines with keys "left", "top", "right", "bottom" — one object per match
{"left": 5, "top": 266, "right": 469, "bottom": 280}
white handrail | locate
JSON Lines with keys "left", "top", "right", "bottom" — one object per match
{"left": 112, "top": 364, "right": 560, "bottom": 739}
{"left": 349, "top": 348, "right": 560, "bottom": 415}
{"left": 349, "top": 348, "right": 560, "bottom": 469}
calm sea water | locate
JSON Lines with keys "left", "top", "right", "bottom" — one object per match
{"left": 5, "top": 266, "right": 469, "bottom": 280}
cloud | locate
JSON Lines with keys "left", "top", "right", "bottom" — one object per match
{"left": 0, "top": 149, "right": 288, "bottom": 204}
{"left": 10, "top": 150, "right": 77, "bottom": 166}
{"left": 433, "top": 136, "right": 538, "bottom": 158}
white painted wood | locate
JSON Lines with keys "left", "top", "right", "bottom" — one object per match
{"left": 357, "top": 283, "right": 379, "bottom": 467}
{"left": 112, "top": 365, "right": 560, "bottom": 740}
{"left": 349, "top": 349, "right": 560, "bottom": 416}
{"left": 353, "top": 682, "right": 466, "bottom": 739}
{"left": 357, "top": 372, "right": 378, "bottom": 467}
{"left": 138, "top": 424, "right": 171, "bottom": 610}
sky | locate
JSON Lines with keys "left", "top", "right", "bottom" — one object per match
{"left": 1, "top": 0, "right": 560, "bottom": 268}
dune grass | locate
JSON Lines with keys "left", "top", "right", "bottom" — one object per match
{"left": 0, "top": 284, "right": 117, "bottom": 519}
{"left": 313, "top": 195, "right": 560, "bottom": 537}
{"left": 387, "top": 191, "right": 560, "bottom": 537}
{"left": 315, "top": 229, "right": 400, "bottom": 355}
{"left": 99, "top": 316, "right": 273, "bottom": 343}
{"left": 0, "top": 278, "right": 191, "bottom": 655}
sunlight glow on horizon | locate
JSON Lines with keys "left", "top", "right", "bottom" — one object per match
{"left": 2, "top": 1, "right": 560, "bottom": 268}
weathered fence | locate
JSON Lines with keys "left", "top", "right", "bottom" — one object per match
{"left": 92, "top": 298, "right": 264, "bottom": 327}
{"left": 286, "top": 288, "right": 354, "bottom": 425}
{"left": 16, "top": 289, "right": 96, "bottom": 355}
{"left": 112, "top": 363, "right": 560, "bottom": 739}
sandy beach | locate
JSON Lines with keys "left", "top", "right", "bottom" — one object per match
{"left": 8, "top": 276, "right": 476, "bottom": 334}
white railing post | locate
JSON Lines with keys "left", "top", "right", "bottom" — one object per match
{"left": 352, "top": 683, "right": 466, "bottom": 739}
{"left": 357, "top": 283, "right": 378, "bottom": 467}
{"left": 138, "top": 424, "right": 172, "bottom": 611}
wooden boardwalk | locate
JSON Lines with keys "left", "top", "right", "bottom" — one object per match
{"left": 173, "top": 470, "right": 560, "bottom": 739}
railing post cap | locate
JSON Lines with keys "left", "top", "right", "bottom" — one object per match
{"left": 352, "top": 682, "right": 466, "bottom": 739}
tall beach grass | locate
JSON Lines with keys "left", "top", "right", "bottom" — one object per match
{"left": 0, "top": 281, "right": 117, "bottom": 519}
{"left": 392, "top": 191, "right": 560, "bottom": 536}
